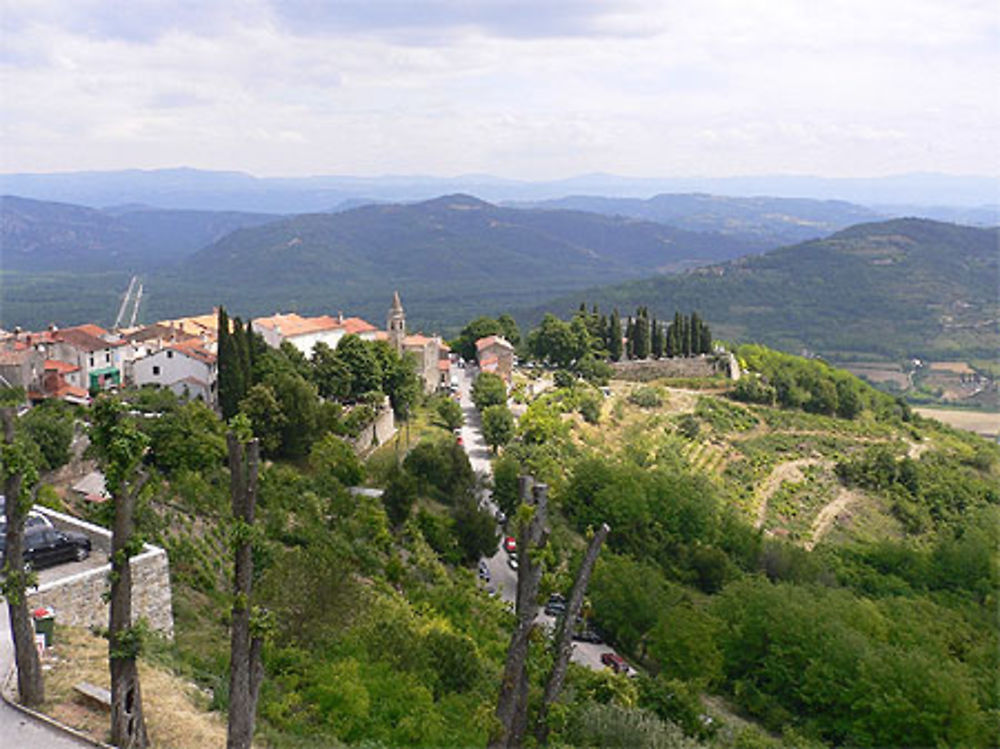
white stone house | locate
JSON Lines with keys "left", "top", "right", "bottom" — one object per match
{"left": 252, "top": 312, "right": 377, "bottom": 359}
{"left": 133, "top": 341, "right": 218, "bottom": 406}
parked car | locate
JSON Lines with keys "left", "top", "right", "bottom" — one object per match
{"left": 544, "top": 593, "right": 566, "bottom": 616}
{"left": 0, "top": 510, "right": 54, "bottom": 534}
{"left": 478, "top": 560, "right": 491, "bottom": 582}
{"left": 600, "top": 652, "right": 629, "bottom": 674}
{"left": 0, "top": 525, "right": 91, "bottom": 569}
{"left": 494, "top": 508, "right": 506, "bottom": 525}
{"left": 572, "top": 626, "right": 603, "bottom": 644}
{"left": 508, "top": 554, "right": 519, "bottom": 571}
{"left": 503, "top": 535, "right": 517, "bottom": 554}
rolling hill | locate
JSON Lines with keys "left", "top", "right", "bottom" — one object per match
{"left": 0, "top": 195, "right": 281, "bottom": 271}
{"left": 149, "top": 194, "right": 764, "bottom": 330}
{"left": 507, "top": 193, "right": 883, "bottom": 246}
{"left": 533, "top": 218, "right": 1000, "bottom": 362}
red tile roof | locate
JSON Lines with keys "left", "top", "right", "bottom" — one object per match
{"left": 169, "top": 340, "right": 217, "bottom": 365}
{"left": 437, "top": 359, "right": 451, "bottom": 371}
{"left": 403, "top": 334, "right": 433, "bottom": 347}
{"left": 44, "top": 359, "right": 79, "bottom": 374}
{"left": 476, "top": 335, "right": 514, "bottom": 351}
{"left": 254, "top": 313, "right": 341, "bottom": 337}
{"left": 342, "top": 317, "right": 376, "bottom": 335}
{"left": 54, "top": 327, "right": 120, "bottom": 352}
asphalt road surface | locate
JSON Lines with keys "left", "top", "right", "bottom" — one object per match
{"left": 0, "top": 620, "right": 89, "bottom": 747}
{"left": 456, "top": 364, "right": 626, "bottom": 675}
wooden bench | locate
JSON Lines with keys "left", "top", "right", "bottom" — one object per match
{"left": 73, "top": 681, "right": 112, "bottom": 712}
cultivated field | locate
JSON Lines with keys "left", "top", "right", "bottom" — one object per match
{"left": 915, "top": 407, "right": 1000, "bottom": 438}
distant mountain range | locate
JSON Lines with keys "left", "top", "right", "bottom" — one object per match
{"left": 505, "top": 194, "right": 883, "bottom": 246}
{"left": 1, "top": 195, "right": 279, "bottom": 271}
{"left": 3, "top": 192, "right": 995, "bottom": 369}
{"left": 1, "top": 167, "right": 996, "bottom": 212}
{"left": 1, "top": 193, "right": 763, "bottom": 330}
{"left": 534, "top": 218, "right": 999, "bottom": 362}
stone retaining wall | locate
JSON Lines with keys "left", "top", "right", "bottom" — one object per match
{"left": 28, "top": 508, "right": 174, "bottom": 639}
{"left": 612, "top": 354, "right": 735, "bottom": 382}
{"left": 349, "top": 401, "right": 396, "bottom": 456}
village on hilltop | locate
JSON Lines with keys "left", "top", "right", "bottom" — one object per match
{"left": 0, "top": 292, "right": 517, "bottom": 408}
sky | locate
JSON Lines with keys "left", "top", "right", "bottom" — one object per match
{"left": 1, "top": 0, "right": 998, "bottom": 179}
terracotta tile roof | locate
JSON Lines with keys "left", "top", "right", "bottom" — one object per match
{"left": 403, "top": 333, "right": 433, "bottom": 347}
{"left": 437, "top": 359, "right": 451, "bottom": 371}
{"left": 374, "top": 331, "right": 389, "bottom": 341}
{"left": 475, "top": 335, "right": 514, "bottom": 351}
{"left": 438, "top": 341, "right": 451, "bottom": 351}
{"left": 44, "top": 359, "right": 79, "bottom": 374}
{"left": 254, "top": 312, "right": 341, "bottom": 337}
{"left": 341, "top": 317, "right": 377, "bottom": 335}
{"left": 49, "top": 383, "right": 90, "bottom": 402}
{"left": 54, "top": 327, "right": 121, "bottom": 352}
{"left": 73, "top": 323, "right": 109, "bottom": 338}
{"left": 480, "top": 355, "right": 500, "bottom": 372}
{"left": 157, "top": 312, "right": 226, "bottom": 338}
{"left": 169, "top": 340, "right": 217, "bottom": 365}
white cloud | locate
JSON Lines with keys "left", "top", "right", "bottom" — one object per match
{"left": 0, "top": 0, "right": 996, "bottom": 178}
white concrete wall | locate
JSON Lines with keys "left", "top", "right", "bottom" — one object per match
{"left": 133, "top": 349, "right": 215, "bottom": 400}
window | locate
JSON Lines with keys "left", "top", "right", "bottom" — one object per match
{"left": 152, "top": 366, "right": 160, "bottom": 376}
{"left": 89, "top": 356, "right": 94, "bottom": 367}
{"left": 167, "top": 350, "right": 173, "bottom": 359}
{"left": 105, "top": 352, "right": 110, "bottom": 363}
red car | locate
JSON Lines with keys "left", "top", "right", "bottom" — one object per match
{"left": 600, "top": 652, "right": 628, "bottom": 674}
{"left": 503, "top": 535, "right": 517, "bottom": 554}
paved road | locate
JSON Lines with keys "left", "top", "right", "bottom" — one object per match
{"left": 456, "top": 365, "right": 623, "bottom": 674}
{"left": 0, "top": 605, "right": 91, "bottom": 748}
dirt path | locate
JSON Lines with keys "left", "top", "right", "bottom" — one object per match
{"left": 805, "top": 488, "right": 860, "bottom": 550}
{"left": 753, "top": 458, "right": 826, "bottom": 529}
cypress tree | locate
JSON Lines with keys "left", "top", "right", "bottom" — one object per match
{"left": 217, "top": 307, "right": 244, "bottom": 420}
{"left": 651, "top": 318, "right": 663, "bottom": 358}
{"left": 690, "top": 312, "right": 701, "bottom": 356}
{"left": 625, "top": 317, "right": 635, "bottom": 359}
{"left": 608, "top": 309, "right": 623, "bottom": 362}
{"left": 634, "top": 308, "right": 650, "bottom": 359}
{"left": 681, "top": 313, "right": 691, "bottom": 356}
{"left": 700, "top": 320, "right": 712, "bottom": 353}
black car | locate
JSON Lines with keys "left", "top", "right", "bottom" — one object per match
{"left": 0, "top": 526, "right": 91, "bottom": 569}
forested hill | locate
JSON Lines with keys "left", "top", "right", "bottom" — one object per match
{"left": 153, "top": 194, "right": 763, "bottom": 329}
{"left": 535, "top": 218, "right": 1000, "bottom": 362}
{"left": 0, "top": 195, "right": 280, "bottom": 271}
{"left": 509, "top": 193, "right": 882, "bottom": 246}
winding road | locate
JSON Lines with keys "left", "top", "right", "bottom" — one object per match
{"left": 455, "top": 365, "right": 622, "bottom": 674}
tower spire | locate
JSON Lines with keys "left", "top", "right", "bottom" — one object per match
{"left": 388, "top": 290, "right": 406, "bottom": 353}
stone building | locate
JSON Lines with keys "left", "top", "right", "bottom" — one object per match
{"left": 385, "top": 291, "right": 449, "bottom": 394}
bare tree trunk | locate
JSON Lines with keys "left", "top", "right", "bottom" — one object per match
{"left": 1, "top": 408, "right": 44, "bottom": 707}
{"left": 109, "top": 467, "right": 149, "bottom": 749}
{"left": 227, "top": 434, "right": 262, "bottom": 749}
{"left": 536, "top": 522, "right": 610, "bottom": 745}
{"left": 491, "top": 477, "right": 549, "bottom": 749}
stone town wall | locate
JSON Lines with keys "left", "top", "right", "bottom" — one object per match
{"left": 611, "top": 355, "right": 732, "bottom": 382}
{"left": 349, "top": 400, "right": 396, "bottom": 456}
{"left": 27, "top": 508, "right": 174, "bottom": 639}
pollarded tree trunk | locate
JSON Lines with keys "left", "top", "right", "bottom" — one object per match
{"left": 109, "top": 467, "right": 149, "bottom": 749}
{"left": 491, "top": 477, "right": 549, "bottom": 749}
{"left": 227, "top": 433, "right": 263, "bottom": 749}
{"left": 535, "top": 522, "right": 610, "bottom": 745}
{"left": 1, "top": 408, "right": 44, "bottom": 707}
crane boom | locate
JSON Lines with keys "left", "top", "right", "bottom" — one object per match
{"left": 128, "top": 283, "right": 144, "bottom": 328}
{"left": 113, "top": 276, "right": 138, "bottom": 330}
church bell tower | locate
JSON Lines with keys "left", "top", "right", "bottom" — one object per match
{"left": 387, "top": 290, "right": 406, "bottom": 353}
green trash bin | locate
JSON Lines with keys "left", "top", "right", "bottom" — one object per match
{"left": 33, "top": 606, "right": 55, "bottom": 647}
